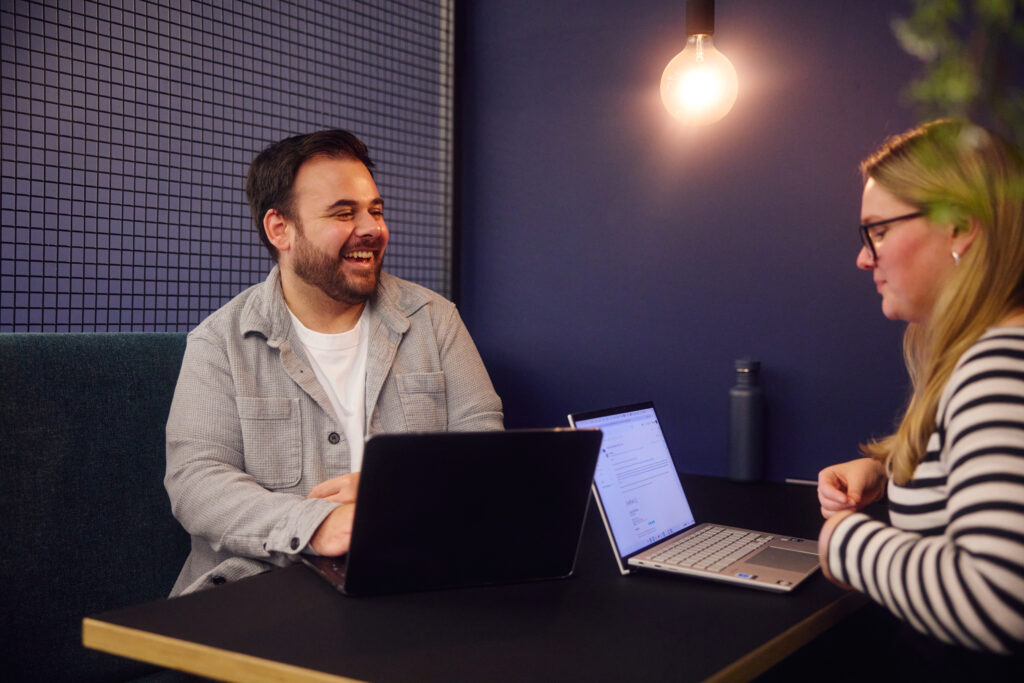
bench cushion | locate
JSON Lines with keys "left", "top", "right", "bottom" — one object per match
{"left": 0, "top": 333, "right": 190, "bottom": 682}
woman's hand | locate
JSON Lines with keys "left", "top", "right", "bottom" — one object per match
{"left": 817, "top": 457, "right": 886, "bottom": 519}
{"left": 818, "top": 509, "right": 854, "bottom": 589}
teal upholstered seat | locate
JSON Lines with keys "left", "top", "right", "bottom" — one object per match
{"left": 0, "top": 333, "right": 190, "bottom": 682}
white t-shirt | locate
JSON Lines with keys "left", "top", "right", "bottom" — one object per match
{"left": 287, "top": 308, "right": 369, "bottom": 472}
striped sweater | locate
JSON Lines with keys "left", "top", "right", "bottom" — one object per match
{"left": 828, "top": 327, "right": 1024, "bottom": 654}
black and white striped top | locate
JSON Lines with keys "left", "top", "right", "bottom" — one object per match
{"left": 828, "top": 327, "right": 1024, "bottom": 654}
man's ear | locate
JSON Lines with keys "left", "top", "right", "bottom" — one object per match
{"left": 952, "top": 217, "right": 980, "bottom": 257}
{"left": 263, "top": 209, "right": 293, "bottom": 254}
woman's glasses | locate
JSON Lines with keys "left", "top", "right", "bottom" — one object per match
{"left": 859, "top": 211, "right": 923, "bottom": 262}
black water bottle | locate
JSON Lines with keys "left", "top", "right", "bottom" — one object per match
{"left": 728, "top": 358, "right": 764, "bottom": 482}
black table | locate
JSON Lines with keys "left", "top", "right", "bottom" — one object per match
{"left": 83, "top": 475, "right": 864, "bottom": 682}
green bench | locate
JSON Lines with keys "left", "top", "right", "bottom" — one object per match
{"left": 0, "top": 333, "right": 190, "bottom": 681}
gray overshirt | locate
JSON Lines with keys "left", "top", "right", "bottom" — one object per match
{"left": 165, "top": 266, "right": 504, "bottom": 595}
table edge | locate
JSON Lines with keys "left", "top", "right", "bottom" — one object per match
{"left": 82, "top": 616, "right": 365, "bottom": 683}
{"left": 704, "top": 591, "right": 869, "bottom": 683}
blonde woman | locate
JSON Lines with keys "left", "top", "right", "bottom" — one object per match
{"left": 817, "top": 119, "right": 1024, "bottom": 658}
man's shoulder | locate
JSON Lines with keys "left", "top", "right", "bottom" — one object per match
{"left": 189, "top": 278, "right": 269, "bottom": 341}
{"left": 376, "top": 272, "right": 453, "bottom": 315}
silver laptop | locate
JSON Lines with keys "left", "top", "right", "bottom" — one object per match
{"left": 302, "top": 428, "right": 603, "bottom": 596}
{"left": 568, "top": 402, "right": 819, "bottom": 592}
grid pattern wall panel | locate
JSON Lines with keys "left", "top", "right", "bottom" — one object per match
{"left": 0, "top": 0, "right": 454, "bottom": 331}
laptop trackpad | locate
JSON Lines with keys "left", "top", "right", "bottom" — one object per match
{"left": 745, "top": 547, "right": 819, "bottom": 572}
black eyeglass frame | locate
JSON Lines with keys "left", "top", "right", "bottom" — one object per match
{"left": 859, "top": 211, "right": 924, "bottom": 261}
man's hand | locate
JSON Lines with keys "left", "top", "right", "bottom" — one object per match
{"left": 309, "top": 504, "right": 356, "bottom": 556}
{"left": 308, "top": 473, "right": 361, "bottom": 556}
{"left": 309, "top": 472, "right": 360, "bottom": 505}
{"left": 817, "top": 457, "right": 886, "bottom": 519}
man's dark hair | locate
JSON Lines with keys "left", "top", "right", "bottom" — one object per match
{"left": 246, "top": 129, "right": 375, "bottom": 261}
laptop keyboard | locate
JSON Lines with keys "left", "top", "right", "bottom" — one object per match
{"left": 650, "top": 526, "right": 771, "bottom": 572}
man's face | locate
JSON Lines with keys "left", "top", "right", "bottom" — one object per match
{"left": 285, "top": 156, "right": 389, "bottom": 306}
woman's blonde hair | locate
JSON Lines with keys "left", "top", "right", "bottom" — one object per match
{"left": 859, "top": 119, "right": 1024, "bottom": 483}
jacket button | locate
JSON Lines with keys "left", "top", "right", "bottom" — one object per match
{"left": 290, "top": 537, "right": 300, "bottom": 550}
{"left": 328, "top": 432, "right": 341, "bottom": 444}
{"left": 211, "top": 575, "right": 226, "bottom": 585}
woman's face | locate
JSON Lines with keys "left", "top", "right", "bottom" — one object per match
{"left": 857, "top": 178, "right": 957, "bottom": 324}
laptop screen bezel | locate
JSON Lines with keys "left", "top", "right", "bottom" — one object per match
{"left": 568, "top": 401, "right": 698, "bottom": 575}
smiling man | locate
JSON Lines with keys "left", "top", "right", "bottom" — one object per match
{"left": 164, "top": 130, "right": 503, "bottom": 596}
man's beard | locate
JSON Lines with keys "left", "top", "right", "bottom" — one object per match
{"left": 291, "top": 225, "right": 383, "bottom": 306}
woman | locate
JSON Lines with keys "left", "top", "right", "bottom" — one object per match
{"left": 817, "top": 119, "right": 1024, "bottom": 656}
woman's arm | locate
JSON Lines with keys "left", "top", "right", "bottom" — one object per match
{"left": 823, "top": 337, "right": 1024, "bottom": 654}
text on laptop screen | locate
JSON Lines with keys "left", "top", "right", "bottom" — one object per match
{"left": 574, "top": 407, "right": 696, "bottom": 557}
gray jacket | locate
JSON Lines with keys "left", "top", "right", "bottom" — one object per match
{"left": 165, "top": 267, "right": 503, "bottom": 595}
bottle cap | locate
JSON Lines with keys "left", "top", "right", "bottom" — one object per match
{"left": 734, "top": 358, "right": 760, "bottom": 373}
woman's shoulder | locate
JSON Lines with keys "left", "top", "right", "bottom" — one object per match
{"left": 941, "top": 326, "right": 1024, "bottom": 414}
{"left": 956, "top": 326, "right": 1024, "bottom": 370}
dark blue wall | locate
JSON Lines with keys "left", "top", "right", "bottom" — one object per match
{"left": 458, "top": 0, "right": 920, "bottom": 480}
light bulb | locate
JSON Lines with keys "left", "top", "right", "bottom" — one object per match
{"left": 660, "top": 34, "right": 738, "bottom": 125}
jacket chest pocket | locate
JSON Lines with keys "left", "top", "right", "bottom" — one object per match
{"left": 396, "top": 371, "right": 447, "bottom": 432}
{"left": 236, "top": 396, "right": 302, "bottom": 488}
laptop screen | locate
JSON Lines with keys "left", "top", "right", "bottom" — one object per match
{"left": 571, "top": 403, "right": 696, "bottom": 558}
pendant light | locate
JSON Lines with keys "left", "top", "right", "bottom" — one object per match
{"left": 660, "top": 0, "right": 738, "bottom": 125}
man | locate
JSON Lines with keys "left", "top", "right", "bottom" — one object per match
{"left": 165, "top": 130, "right": 503, "bottom": 596}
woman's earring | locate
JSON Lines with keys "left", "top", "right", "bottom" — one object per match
{"left": 952, "top": 250, "right": 961, "bottom": 266}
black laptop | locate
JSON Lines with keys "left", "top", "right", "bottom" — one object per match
{"left": 302, "top": 428, "right": 603, "bottom": 596}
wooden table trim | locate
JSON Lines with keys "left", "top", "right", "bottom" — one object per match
{"left": 705, "top": 591, "right": 868, "bottom": 682}
{"left": 82, "top": 617, "right": 364, "bottom": 683}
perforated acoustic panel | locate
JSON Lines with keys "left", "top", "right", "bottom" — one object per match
{"left": 1, "top": 0, "right": 454, "bottom": 331}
